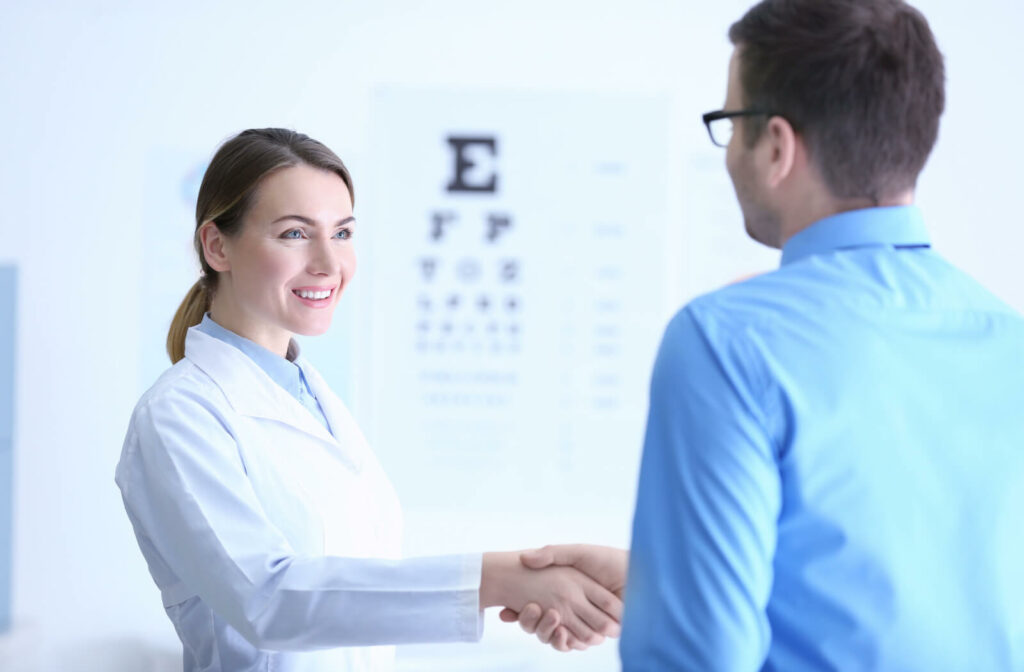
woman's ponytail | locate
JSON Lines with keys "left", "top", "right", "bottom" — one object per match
{"left": 166, "top": 279, "right": 210, "bottom": 363}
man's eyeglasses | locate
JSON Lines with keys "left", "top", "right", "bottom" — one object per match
{"left": 702, "top": 109, "right": 774, "bottom": 147}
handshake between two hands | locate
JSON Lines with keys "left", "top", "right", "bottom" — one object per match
{"left": 480, "top": 544, "right": 629, "bottom": 653}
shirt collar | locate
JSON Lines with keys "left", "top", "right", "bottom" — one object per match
{"left": 780, "top": 205, "right": 930, "bottom": 267}
{"left": 183, "top": 328, "right": 345, "bottom": 453}
{"left": 194, "top": 314, "right": 304, "bottom": 398}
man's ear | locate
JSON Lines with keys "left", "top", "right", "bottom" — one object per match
{"left": 198, "top": 221, "right": 231, "bottom": 273}
{"left": 763, "top": 115, "right": 798, "bottom": 189}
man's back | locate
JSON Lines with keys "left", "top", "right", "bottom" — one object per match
{"left": 621, "top": 206, "right": 1024, "bottom": 670}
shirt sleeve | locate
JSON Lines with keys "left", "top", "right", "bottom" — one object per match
{"left": 620, "top": 306, "right": 781, "bottom": 671}
{"left": 116, "top": 383, "right": 483, "bottom": 651}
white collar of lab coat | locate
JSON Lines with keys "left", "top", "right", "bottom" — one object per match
{"left": 183, "top": 326, "right": 339, "bottom": 447}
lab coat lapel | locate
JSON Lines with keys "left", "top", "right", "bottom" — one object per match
{"left": 183, "top": 328, "right": 336, "bottom": 445}
{"left": 295, "top": 359, "right": 364, "bottom": 452}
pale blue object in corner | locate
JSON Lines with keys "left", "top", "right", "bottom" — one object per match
{"left": 0, "top": 265, "right": 15, "bottom": 633}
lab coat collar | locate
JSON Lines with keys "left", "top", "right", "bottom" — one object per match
{"left": 194, "top": 314, "right": 308, "bottom": 401}
{"left": 292, "top": 354, "right": 356, "bottom": 451}
{"left": 183, "top": 327, "right": 337, "bottom": 446}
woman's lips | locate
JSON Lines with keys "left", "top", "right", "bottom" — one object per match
{"left": 292, "top": 286, "right": 335, "bottom": 307}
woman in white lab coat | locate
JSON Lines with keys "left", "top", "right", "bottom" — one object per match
{"left": 115, "top": 128, "right": 623, "bottom": 672}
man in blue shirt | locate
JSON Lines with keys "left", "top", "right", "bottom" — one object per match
{"left": 510, "top": 0, "right": 1024, "bottom": 668}
{"left": 617, "top": 0, "right": 1024, "bottom": 669}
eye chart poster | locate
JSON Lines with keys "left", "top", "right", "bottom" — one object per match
{"left": 363, "top": 89, "right": 671, "bottom": 519}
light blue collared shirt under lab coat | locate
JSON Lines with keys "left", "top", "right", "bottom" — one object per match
{"left": 116, "top": 320, "right": 483, "bottom": 672}
{"left": 621, "top": 206, "right": 1024, "bottom": 671}
{"left": 194, "top": 314, "right": 331, "bottom": 433}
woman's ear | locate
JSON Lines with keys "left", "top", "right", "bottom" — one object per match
{"left": 199, "top": 221, "right": 231, "bottom": 273}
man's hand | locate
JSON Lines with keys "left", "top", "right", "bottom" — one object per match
{"left": 499, "top": 602, "right": 584, "bottom": 652}
{"left": 481, "top": 551, "right": 622, "bottom": 650}
{"left": 498, "top": 544, "right": 629, "bottom": 651}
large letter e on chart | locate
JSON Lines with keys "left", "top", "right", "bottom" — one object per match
{"left": 446, "top": 136, "right": 498, "bottom": 193}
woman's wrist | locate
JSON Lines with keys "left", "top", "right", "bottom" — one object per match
{"left": 480, "top": 551, "right": 520, "bottom": 609}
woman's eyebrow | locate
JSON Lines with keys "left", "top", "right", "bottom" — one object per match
{"left": 270, "top": 215, "right": 356, "bottom": 226}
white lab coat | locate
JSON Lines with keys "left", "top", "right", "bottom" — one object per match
{"left": 115, "top": 327, "right": 483, "bottom": 672}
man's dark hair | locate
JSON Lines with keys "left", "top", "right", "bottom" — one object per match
{"left": 729, "top": 0, "right": 945, "bottom": 203}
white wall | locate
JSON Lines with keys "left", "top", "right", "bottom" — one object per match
{"left": 0, "top": 1, "right": 1022, "bottom": 670}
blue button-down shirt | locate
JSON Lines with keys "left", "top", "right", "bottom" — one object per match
{"left": 621, "top": 206, "right": 1024, "bottom": 671}
{"left": 195, "top": 315, "right": 332, "bottom": 434}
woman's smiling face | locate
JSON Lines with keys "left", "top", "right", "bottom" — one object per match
{"left": 205, "top": 162, "right": 356, "bottom": 355}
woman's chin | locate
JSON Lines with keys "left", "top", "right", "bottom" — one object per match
{"left": 289, "top": 316, "right": 334, "bottom": 338}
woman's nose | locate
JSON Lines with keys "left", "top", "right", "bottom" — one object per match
{"left": 308, "top": 238, "right": 353, "bottom": 275}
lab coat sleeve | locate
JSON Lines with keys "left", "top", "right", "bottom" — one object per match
{"left": 620, "top": 306, "right": 781, "bottom": 671}
{"left": 117, "top": 384, "right": 483, "bottom": 650}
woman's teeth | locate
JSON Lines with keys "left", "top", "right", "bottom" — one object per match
{"left": 295, "top": 289, "right": 331, "bottom": 300}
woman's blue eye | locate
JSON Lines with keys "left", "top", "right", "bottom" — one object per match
{"left": 283, "top": 229, "right": 303, "bottom": 239}
{"left": 335, "top": 228, "right": 353, "bottom": 240}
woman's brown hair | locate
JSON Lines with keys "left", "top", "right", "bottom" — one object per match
{"left": 166, "top": 128, "right": 354, "bottom": 363}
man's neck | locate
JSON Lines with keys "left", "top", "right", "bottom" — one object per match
{"left": 778, "top": 190, "right": 915, "bottom": 248}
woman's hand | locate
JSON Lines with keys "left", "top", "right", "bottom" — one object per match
{"left": 480, "top": 551, "right": 623, "bottom": 650}
{"left": 496, "top": 544, "right": 629, "bottom": 652}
